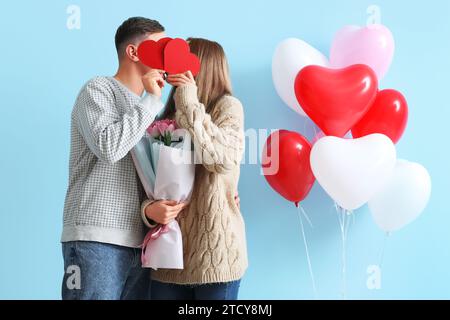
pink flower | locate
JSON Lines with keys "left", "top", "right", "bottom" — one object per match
{"left": 148, "top": 125, "right": 160, "bottom": 138}
{"left": 147, "top": 120, "right": 177, "bottom": 143}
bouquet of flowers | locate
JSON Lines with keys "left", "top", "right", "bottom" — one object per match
{"left": 131, "top": 119, "right": 195, "bottom": 270}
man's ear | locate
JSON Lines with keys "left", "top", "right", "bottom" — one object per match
{"left": 125, "top": 44, "right": 140, "bottom": 62}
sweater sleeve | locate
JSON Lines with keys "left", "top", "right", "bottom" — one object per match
{"left": 174, "top": 84, "right": 244, "bottom": 174}
{"left": 75, "top": 79, "right": 163, "bottom": 164}
{"left": 141, "top": 199, "right": 159, "bottom": 229}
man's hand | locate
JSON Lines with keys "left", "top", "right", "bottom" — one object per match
{"left": 145, "top": 200, "right": 188, "bottom": 225}
{"left": 142, "top": 69, "right": 165, "bottom": 97}
{"left": 166, "top": 70, "right": 196, "bottom": 87}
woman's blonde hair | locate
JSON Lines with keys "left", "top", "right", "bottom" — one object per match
{"left": 160, "top": 38, "right": 232, "bottom": 119}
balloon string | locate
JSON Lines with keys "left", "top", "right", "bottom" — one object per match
{"left": 310, "top": 121, "right": 317, "bottom": 142}
{"left": 334, "top": 202, "right": 344, "bottom": 232}
{"left": 300, "top": 204, "right": 314, "bottom": 228}
{"left": 303, "top": 118, "right": 308, "bottom": 137}
{"left": 344, "top": 209, "right": 352, "bottom": 243}
{"left": 341, "top": 208, "right": 347, "bottom": 300}
{"left": 352, "top": 209, "right": 356, "bottom": 227}
{"left": 312, "top": 123, "right": 318, "bottom": 138}
{"left": 335, "top": 204, "right": 350, "bottom": 300}
{"left": 297, "top": 205, "right": 318, "bottom": 299}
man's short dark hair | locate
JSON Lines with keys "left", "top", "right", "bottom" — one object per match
{"left": 115, "top": 17, "right": 164, "bottom": 56}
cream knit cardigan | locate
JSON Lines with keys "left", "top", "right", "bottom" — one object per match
{"left": 151, "top": 84, "right": 248, "bottom": 285}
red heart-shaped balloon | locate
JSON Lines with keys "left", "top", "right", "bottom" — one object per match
{"left": 352, "top": 89, "right": 408, "bottom": 144}
{"left": 295, "top": 64, "right": 378, "bottom": 137}
{"left": 164, "top": 38, "right": 201, "bottom": 76}
{"left": 262, "top": 130, "right": 315, "bottom": 206}
{"left": 137, "top": 37, "right": 172, "bottom": 70}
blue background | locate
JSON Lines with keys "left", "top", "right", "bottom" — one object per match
{"left": 0, "top": 0, "right": 448, "bottom": 299}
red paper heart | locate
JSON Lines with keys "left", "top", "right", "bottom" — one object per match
{"left": 164, "top": 38, "right": 201, "bottom": 76}
{"left": 352, "top": 89, "right": 408, "bottom": 144}
{"left": 137, "top": 37, "right": 172, "bottom": 70}
{"left": 295, "top": 64, "right": 378, "bottom": 137}
{"left": 262, "top": 130, "right": 315, "bottom": 206}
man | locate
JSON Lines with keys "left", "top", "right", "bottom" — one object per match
{"left": 61, "top": 17, "right": 186, "bottom": 300}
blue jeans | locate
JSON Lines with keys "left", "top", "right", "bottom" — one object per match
{"left": 61, "top": 241, "right": 150, "bottom": 300}
{"left": 151, "top": 280, "right": 241, "bottom": 300}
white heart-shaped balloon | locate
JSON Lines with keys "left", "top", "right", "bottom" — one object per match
{"left": 311, "top": 134, "right": 397, "bottom": 211}
{"left": 272, "top": 38, "right": 329, "bottom": 117}
{"left": 369, "top": 160, "right": 431, "bottom": 233}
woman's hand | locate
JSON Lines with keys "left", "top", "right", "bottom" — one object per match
{"left": 166, "top": 71, "right": 196, "bottom": 87}
{"left": 145, "top": 200, "right": 188, "bottom": 225}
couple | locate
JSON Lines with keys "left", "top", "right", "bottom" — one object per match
{"left": 61, "top": 17, "right": 248, "bottom": 300}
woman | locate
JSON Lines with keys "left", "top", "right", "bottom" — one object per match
{"left": 141, "top": 38, "right": 247, "bottom": 300}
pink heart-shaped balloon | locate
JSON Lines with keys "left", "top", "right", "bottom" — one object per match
{"left": 330, "top": 24, "right": 395, "bottom": 80}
